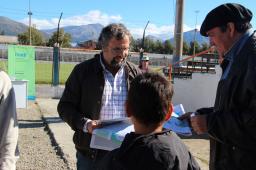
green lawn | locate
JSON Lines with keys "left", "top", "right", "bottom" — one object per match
{"left": 0, "top": 60, "right": 75, "bottom": 84}
{"left": 0, "top": 60, "right": 167, "bottom": 84}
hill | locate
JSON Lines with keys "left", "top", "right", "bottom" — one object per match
{"left": 0, "top": 16, "right": 28, "bottom": 35}
{"left": 0, "top": 16, "right": 209, "bottom": 45}
{"left": 170, "top": 29, "right": 209, "bottom": 45}
{"left": 42, "top": 24, "right": 104, "bottom": 43}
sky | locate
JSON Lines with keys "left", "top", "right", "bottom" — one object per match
{"left": 0, "top": 0, "right": 255, "bottom": 37}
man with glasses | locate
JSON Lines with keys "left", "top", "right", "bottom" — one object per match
{"left": 58, "top": 23, "right": 141, "bottom": 170}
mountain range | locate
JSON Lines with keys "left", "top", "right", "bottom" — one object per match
{"left": 0, "top": 16, "right": 27, "bottom": 35}
{"left": 42, "top": 24, "right": 104, "bottom": 42}
{"left": 0, "top": 16, "right": 209, "bottom": 45}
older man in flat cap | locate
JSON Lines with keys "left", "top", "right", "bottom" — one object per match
{"left": 190, "top": 3, "right": 256, "bottom": 170}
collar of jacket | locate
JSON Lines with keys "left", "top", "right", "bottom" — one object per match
{"left": 228, "top": 30, "right": 256, "bottom": 75}
{"left": 117, "top": 129, "right": 172, "bottom": 156}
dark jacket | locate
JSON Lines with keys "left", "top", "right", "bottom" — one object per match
{"left": 57, "top": 54, "right": 141, "bottom": 155}
{"left": 206, "top": 31, "right": 256, "bottom": 170}
{"left": 98, "top": 130, "right": 200, "bottom": 170}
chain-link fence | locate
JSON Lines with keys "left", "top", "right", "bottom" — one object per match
{"left": 0, "top": 44, "right": 173, "bottom": 84}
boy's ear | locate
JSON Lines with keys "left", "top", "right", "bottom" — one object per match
{"left": 125, "top": 101, "right": 132, "bottom": 117}
{"left": 165, "top": 104, "right": 173, "bottom": 121}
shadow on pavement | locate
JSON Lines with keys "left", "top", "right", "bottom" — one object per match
{"left": 43, "top": 116, "right": 64, "bottom": 124}
{"left": 18, "top": 120, "right": 45, "bottom": 129}
{"left": 178, "top": 131, "right": 209, "bottom": 140}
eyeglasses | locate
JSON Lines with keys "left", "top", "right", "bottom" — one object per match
{"left": 111, "top": 47, "right": 129, "bottom": 54}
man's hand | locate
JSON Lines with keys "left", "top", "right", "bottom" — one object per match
{"left": 178, "top": 112, "right": 193, "bottom": 127}
{"left": 178, "top": 112, "right": 193, "bottom": 121}
{"left": 191, "top": 115, "right": 207, "bottom": 135}
{"left": 86, "top": 120, "right": 101, "bottom": 134}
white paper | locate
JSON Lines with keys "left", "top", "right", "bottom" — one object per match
{"left": 90, "top": 120, "right": 134, "bottom": 150}
{"left": 163, "top": 104, "right": 192, "bottom": 136}
{"left": 90, "top": 104, "right": 191, "bottom": 151}
{"left": 98, "top": 117, "right": 130, "bottom": 126}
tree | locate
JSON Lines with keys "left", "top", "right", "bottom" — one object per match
{"left": 200, "top": 42, "right": 210, "bottom": 52}
{"left": 189, "top": 41, "right": 200, "bottom": 55}
{"left": 18, "top": 27, "right": 45, "bottom": 46}
{"left": 0, "top": 30, "right": 5, "bottom": 35}
{"left": 183, "top": 41, "right": 189, "bottom": 55}
{"left": 129, "top": 36, "right": 138, "bottom": 52}
{"left": 143, "top": 37, "right": 153, "bottom": 52}
{"left": 47, "top": 28, "right": 72, "bottom": 48}
{"left": 154, "top": 40, "right": 164, "bottom": 54}
{"left": 163, "top": 40, "right": 173, "bottom": 54}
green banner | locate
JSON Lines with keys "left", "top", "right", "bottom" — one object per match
{"left": 8, "top": 45, "right": 35, "bottom": 100}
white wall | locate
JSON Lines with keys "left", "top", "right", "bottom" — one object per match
{"left": 172, "top": 66, "right": 222, "bottom": 112}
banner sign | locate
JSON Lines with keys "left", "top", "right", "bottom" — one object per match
{"left": 8, "top": 45, "right": 35, "bottom": 100}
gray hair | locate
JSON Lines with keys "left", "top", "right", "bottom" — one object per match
{"left": 98, "top": 23, "right": 132, "bottom": 48}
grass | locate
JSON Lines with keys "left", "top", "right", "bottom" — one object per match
{"left": 0, "top": 60, "right": 76, "bottom": 84}
{"left": 0, "top": 60, "right": 166, "bottom": 84}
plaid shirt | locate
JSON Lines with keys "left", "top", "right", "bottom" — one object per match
{"left": 99, "top": 56, "right": 127, "bottom": 120}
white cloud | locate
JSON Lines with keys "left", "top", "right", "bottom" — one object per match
{"left": 129, "top": 23, "right": 193, "bottom": 38}
{"left": 20, "top": 10, "right": 122, "bottom": 30}
{"left": 129, "top": 24, "right": 174, "bottom": 36}
{"left": 19, "top": 9, "right": 195, "bottom": 38}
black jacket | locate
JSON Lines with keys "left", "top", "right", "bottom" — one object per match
{"left": 206, "top": 31, "right": 256, "bottom": 170}
{"left": 57, "top": 54, "right": 141, "bottom": 155}
{"left": 98, "top": 130, "right": 200, "bottom": 170}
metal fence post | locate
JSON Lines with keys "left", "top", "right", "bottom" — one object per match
{"left": 52, "top": 46, "right": 59, "bottom": 86}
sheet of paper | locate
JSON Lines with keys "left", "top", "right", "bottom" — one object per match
{"left": 99, "top": 117, "right": 130, "bottom": 126}
{"left": 90, "top": 104, "right": 192, "bottom": 150}
{"left": 163, "top": 104, "right": 192, "bottom": 136}
{"left": 90, "top": 134, "right": 121, "bottom": 151}
{"left": 90, "top": 120, "right": 134, "bottom": 150}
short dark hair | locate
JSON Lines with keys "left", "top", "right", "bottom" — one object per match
{"left": 127, "top": 73, "right": 174, "bottom": 125}
{"left": 98, "top": 23, "right": 131, "bottom": 48}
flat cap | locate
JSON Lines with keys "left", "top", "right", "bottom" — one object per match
{"left": 200, "top": 3, "right": 252, "bottom": 36}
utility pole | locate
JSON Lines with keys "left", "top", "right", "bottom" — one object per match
{"left": 28, "top": 0, "right": 32, "bottom": 45}
{"left": 52, "top": 12, "right": 63, "bottom": 99}
{"left": 139, "top": 21, "right": 149, "bottom": 66}
{"left": 193, "top": 10, "right": 199, "bottom": 59}
{"left": 52, "top": 12, "right": 63, "bottom": 87}
{"left": 172, "top": 0, "right": 184, "bottom": 67}
{"left": 56, "top": 12, "right": 63, "bottom": 47}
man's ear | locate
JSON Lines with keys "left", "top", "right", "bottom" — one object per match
{"left": 227, "top": 22, "right": 235, "bottom": 37}
{"left": 165, "top": 104, "right": 173, "bottom": 121}
{"left": 125, "top": 101, "right": 132, "bottom": 117}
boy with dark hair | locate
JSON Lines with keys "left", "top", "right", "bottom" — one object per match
{"left": 99, "top": 73, "right": 200, "bottom": 170}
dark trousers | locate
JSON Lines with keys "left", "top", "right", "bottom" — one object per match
{"left": 76, "top": 149, "right": 108, "bottom": 170}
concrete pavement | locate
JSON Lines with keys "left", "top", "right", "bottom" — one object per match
{"left": 36, "top": 98, "right": 76, "bottom": 169}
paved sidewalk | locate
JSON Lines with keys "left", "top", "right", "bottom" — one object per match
{"left": 36, "top": 98, "right": 76, "bottom": 169}
{"left": 36, "top": 98, "right": 209, "bottom": 170}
